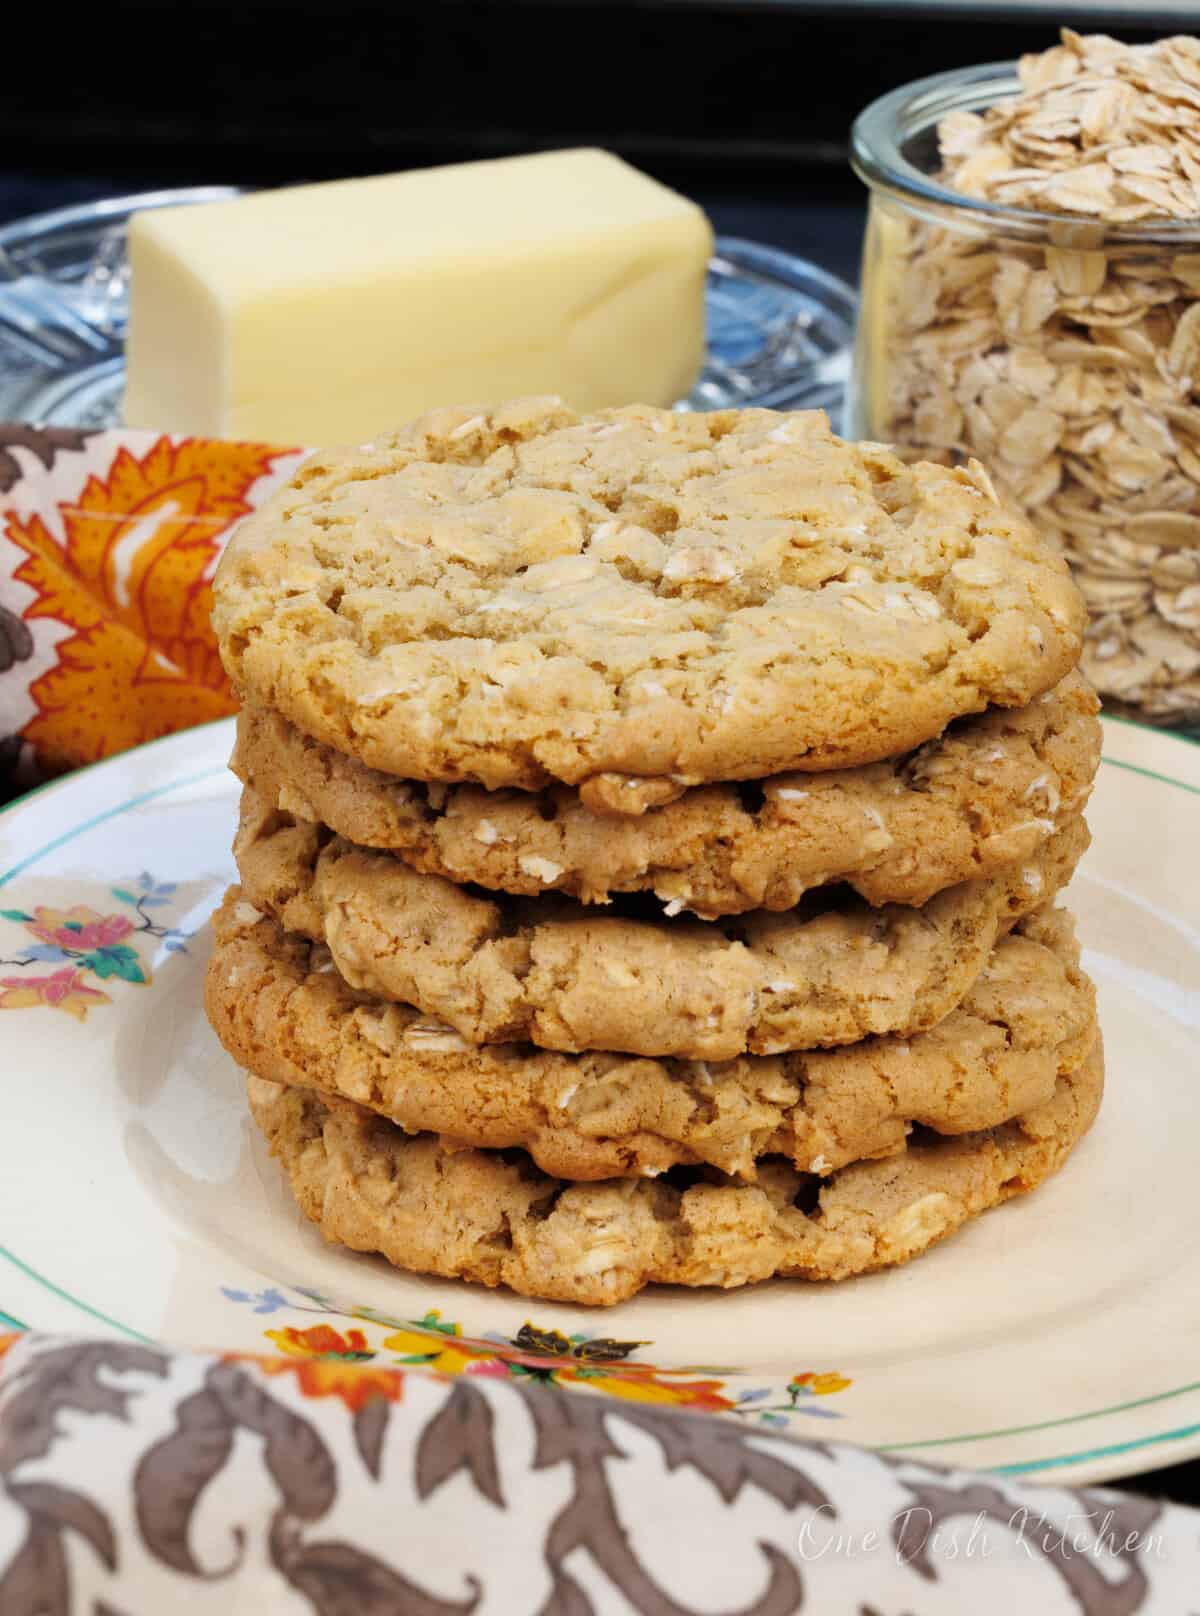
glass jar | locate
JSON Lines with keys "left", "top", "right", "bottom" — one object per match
{"left": 849, "top": 63, "right": 1200, "bottom": 727}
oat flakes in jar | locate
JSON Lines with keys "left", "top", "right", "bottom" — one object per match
{"left": 849, "top": 30, "right": 1200, "bottom": 725}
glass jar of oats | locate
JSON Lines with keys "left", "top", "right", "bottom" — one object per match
{"left": 849, "top": 32, "right": 1200, "bottom": 725}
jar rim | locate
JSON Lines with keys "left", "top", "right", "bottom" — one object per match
{"left": 850, "top": 60, "right": 1200, "bottom": 246}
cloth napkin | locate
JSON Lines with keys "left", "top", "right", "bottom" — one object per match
{"left": 2, "top": 425, "right": 1197, "bottom": 1613}
{"left": 0, "top": 1329, "right": 1194, "bottom": 1614}
{"left": 0, "top": 424, "right": 302, "bottom": 797}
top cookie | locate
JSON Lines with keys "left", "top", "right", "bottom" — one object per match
{"left": 213, "top": 398, "right": 1086, "bottom": 789}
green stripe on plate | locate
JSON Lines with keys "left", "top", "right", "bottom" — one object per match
{"left": 0, "top": 1247, "right": 148, "bottom": 1342}
{"left": 0, "top": 766, "right": 227, "bottom": 888}
{"left": 1101, "top": 755, "right": 1200, "bottom": 797}
{"left": 0, "top": 714, "right": 233, "bottom": 828}
{"left": 990, "top": 1420, "right": 1200, "bottom": 1478}
{"left": 877, "top": 1380, "right": 1200, "bottom": 1455}
{"left": 1102, "top": 711, "right": 1200, "bottom": 749}
{"left": 0, "top": 1304, "right": 28, "bottom": 1331}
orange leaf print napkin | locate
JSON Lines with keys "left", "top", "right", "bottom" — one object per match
{"left": 0, "top": 425, "right": 303, "bottom": 800}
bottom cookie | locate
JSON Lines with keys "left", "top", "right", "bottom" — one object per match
{"left": 246, "top": 1038, "right": 1103, "bottom": 1306}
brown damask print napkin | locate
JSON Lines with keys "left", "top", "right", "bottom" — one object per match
{"left": 0, "top": 1331, "right": 1190, "bottom": 1615}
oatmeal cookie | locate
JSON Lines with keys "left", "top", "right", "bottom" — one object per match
{"left": 209, "top": 894, "right": 1096, "bottom": 1183}
{"left": 244, "top": 1038, "right": 1103, "bottom": 1304}
{"left": 233, "top": 794, "right": 1088, "bottom": 1057}
{"left": 233, "top": 672, "right": 1099, "bottom": 915}
{"left": 213, "top": 398, "right": 1085, "bottom": 789}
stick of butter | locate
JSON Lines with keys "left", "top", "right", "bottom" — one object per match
{"left": 123, "top": 149, "right": 713, "bottom": 443}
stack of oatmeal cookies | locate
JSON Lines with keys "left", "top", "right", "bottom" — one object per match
{"left": 206, "top": 398, "right": 1103, "bottom": 1306}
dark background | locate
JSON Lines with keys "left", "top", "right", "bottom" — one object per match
{"left": 0, "top": 0, "right": 1184, "bottom": 276}
{"left": 3, "top": 0, "right": 1198, "bottom": 1507}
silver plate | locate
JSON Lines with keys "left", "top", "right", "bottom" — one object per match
{"left": 0, "top": 186, "right": 856, "bottom": 431}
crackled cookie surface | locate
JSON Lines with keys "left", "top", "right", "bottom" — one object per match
{"left": 245, "top": 1039, "right": 1103, "bottom": 1305}
{"left": 209, "top": 894, "right": 1096, "bottom": 1182}
{"left": 213, "top": 399, "right": 1085, "bottom": 789}
{"left": 233, "top": 791, "right": 1087, "bottom": 1057}
{"left": 234, "top": 672, "right": 1100, "bottom": 916}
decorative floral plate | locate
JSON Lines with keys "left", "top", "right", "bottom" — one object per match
{"left": 1, "top": 715, "right": 1198, "bottom": 1486}
{"left": 0, "top": 188, "right": 856, "bottom": 429}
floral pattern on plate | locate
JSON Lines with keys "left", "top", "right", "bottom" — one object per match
{"left": 220, "top": 1286, "right": 852, "bottom": 1426}
{"left": 0, "top": 871, "right": 192, "bottom": 1018}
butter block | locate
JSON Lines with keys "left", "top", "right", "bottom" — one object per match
{"left": 123, "top": 149, "right": 713, "bottom": 443}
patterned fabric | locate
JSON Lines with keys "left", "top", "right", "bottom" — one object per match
{"left": 0, "top": 1330, "right": 1191, "bottom": 1615}
{"left": 0, "top": 424, "right": 302, "bottom": 800}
